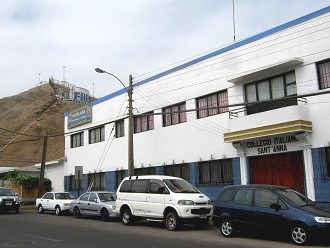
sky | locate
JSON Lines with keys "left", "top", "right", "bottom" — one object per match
{"left": 0, "top": 0, "right": 330, "bottom": 99}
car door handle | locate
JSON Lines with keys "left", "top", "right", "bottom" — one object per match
{"left": 88, "top": 203, "right": 90, "bottom": 205}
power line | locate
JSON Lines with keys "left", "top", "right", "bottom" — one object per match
{"left": 134, "top": 17, "right": 329, "bottom": 82}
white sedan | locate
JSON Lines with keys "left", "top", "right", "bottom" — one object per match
{"left": 36, "top": 192, "right": 75, "bottom": 216}
{"left": 70, "top": 191, "right": 119, "bottom": 221}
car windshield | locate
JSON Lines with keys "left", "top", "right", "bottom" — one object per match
{"left": 163, "top": 179, "right": 200, "bottom": 193}
{"left": 55, "top": 193, "right": 75, "bottom": 200}
{"left": 0, "top": 188, "right": 15, "bottom": 196}
{"left": 98, "top": 193, "right": 116, "bottom": 202}
{"left": 275, "top": 188, "right": 314, "bottom": 207}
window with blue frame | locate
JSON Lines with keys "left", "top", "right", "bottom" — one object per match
{"left": 68, "top": 175, "right": 83, "bottom": 191}
{"left": 198, "top": 159, "right": 233, "bottom": 184}
{"left": 164, "top": 163, "right": 189, "bottom": 182}
{"left": 88, "top": 172, "right": 105, "bottom": 190}
{"left": 116, "top": 170, "right": 126, "bottom": 189}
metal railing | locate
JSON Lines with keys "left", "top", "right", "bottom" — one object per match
{"left": 229, "top": 97, "right": 307, "bottom": 119}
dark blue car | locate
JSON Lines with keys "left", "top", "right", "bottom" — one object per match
{"left": 212, "top": 185, "right": 330, "bottom": 245}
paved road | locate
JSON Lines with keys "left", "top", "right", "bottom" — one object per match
{"left": 0, "top": 210, "right": 329, "bottom": 248}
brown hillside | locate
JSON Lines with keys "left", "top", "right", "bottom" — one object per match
{"left": 0, "top": 84, "right": 82, "bottom": 167}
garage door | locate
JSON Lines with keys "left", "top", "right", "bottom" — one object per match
{"left": 250, "top": 151, "right": 305, "bottom": 194}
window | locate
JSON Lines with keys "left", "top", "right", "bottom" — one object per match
{"left": 317, "top": 59, "right": 330, "bottom": 89}
{"left": 134, "top": 167, "right": 156, "bottom": 176}
{"left": 89, "top": 126, "right": 105, "bottom": 144}
{"left": 116, "top": 170, "right": 126, "bottom": 189}
{"left": 68, "top": 175, "right": 83, "bottom": 191}
{"left": 197, "top": 90, "right": 228, "bottom": 119}
{"left": 245, "top": 72, "right": 297, "bottom": 114}
{"left": 198, "top": 159, "right": 233, "bottom": 184}
{"left": 131, "top": 179, "right": 149, "bottom": 193}
{"left": 115, "top": 120, "right": 125, "bottom": 138}
{"left": 149, "top": 179, "right": 168, "bottom": 194}
{"left": 88, "top": 172, "right": 105, "bottom": 190}
{"left": 89, "top": 193, "right": 97, "bottom": 202}
{"left": 163, "top": 102, "right": 187, "bottom": 126}
{"left": 43, "top": 193, "right": 54, "bottom": 200}
{"left": 164, "top": 163, "right": 189, "bottom": 181}
{"left": 254, "top": 190, "right": 282, "bottom": 208}
{"left": 134, "top": 112, "right": 154, "bottom": 133}
{"left": 119, "top": 180, "right": 133, "bottom": 192}
{"left": 219, "top": 188, "right": 235, "bottom": 202}
{"left": 234, "top": 189, "right": 253, "bottom": 206}
{"left": 79, "top": 193, "right": 90, "bottom": 201}
{"left": 71, "top": 132, "right": 84, "bottom": 148}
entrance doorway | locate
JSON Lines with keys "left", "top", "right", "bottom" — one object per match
{"left": 250, "top": 151, "right": 305, "bottom": 194}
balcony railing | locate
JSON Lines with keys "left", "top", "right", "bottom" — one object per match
{"left": 229, "top": 97, "right": 307, "bottom": 119}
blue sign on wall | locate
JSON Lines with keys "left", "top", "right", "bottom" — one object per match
{"left": 68, "top": 105, "right": 92, "bottom": 129}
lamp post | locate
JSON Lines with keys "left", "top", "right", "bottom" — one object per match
{"left": 95, "top": 68, "right": 134, "bottom": 176}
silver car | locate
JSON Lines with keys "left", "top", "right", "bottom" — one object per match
{"left": 70, "top": 191, "right": 119, "bottom": 221}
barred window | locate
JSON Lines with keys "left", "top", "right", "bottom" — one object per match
{"left": 88, "top": 172, "right": 105, "bottom": 190}
{"left": 134, "top": 112, "right": 154, "bottom": 133}
{"left": 115, "top": 170, "right": 126, "bottom": 189}
{"left": 71, "top": 132, "right": 84, "bottom": 148}
{"left": 163, "top": 102, "right": 187, "bottom": 127}
{"left": 197, "top": 90, "right": 228, "bottom": 119}
{"left": 134, "top": 167, "right": 156, "bottom": 176}
{"left": 68, "top": 175, "right": 83, "bottom": 191}
{"left": 164, "top": 163, "right": 189, "bottom": 181}
{"left": 89, "top": 126, "right": 105, "bottom": 144}
{"left": 317, "top": 59, "right": 330, "bottom": 89}
{"left": 199, "top": 159, "right": 233, "bottom": 184}
{"left": 115, "top": 120, "right": 125, "bottom": 138}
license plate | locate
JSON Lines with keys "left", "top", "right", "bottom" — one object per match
{"left": 6, "top": 202, "right": 12, "bottom": 206}
{"left": 200, "top": 215, "right": 207, "bottom": 218}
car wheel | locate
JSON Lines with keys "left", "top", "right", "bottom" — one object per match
{"left": 73, "top": 207, "right": 81, "bottom": 218}
{"left": 101, "top": 208, "right": 109, "bottom": 222}
{"left": 121, "top": 207, "right": 134, "bottom": 225}
{"left": 55, "top": 206, "right": 62, "bottom": 216}
{"left": 220, "top": 219, "right": 235, "bottom": 237}
{"left": 291, "top": 224, "right": 309, "bottom": 246}
{"left": 165, "top": 211, "right": 180, "bottom": 231}
{"left": 38, "top": 205, "right": 44, "bottom": 214}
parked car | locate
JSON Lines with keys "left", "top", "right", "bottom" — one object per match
{"left": 70, "top": 191, "right": 119, "bottom": 221}
{"left": 115, "top": 175, "right": 213, "bottom": 231}
{"left": 36, "top": 192, "right": 75, "bottom": 215}
{"left": 0, "top": 187, "right": 20, "bottom": 214}
{"left": 212, "top": 184, "right": 330, "bottom": 245}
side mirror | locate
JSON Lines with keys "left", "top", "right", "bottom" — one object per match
{"left": 94, "top": 199, "right": 98, "bottom": 203}
{"left": 270, "top": 203, "right": 281, "bottom": 211}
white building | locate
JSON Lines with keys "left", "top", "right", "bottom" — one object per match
{"left": 64, "top": 6, "right": 330, "bottom": 203}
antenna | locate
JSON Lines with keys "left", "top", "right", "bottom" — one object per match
{"left": 63, "top": 66, "right": 66, "bottom": 82}
{"left": 232, "top": 0, "right": 236, "bottom": 42}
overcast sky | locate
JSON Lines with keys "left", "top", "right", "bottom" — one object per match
{"left": 0, "top": 0, "right": 329, "bottom": 99}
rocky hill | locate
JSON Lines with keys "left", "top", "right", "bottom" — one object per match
{"left": 0, "top": 83, "right": 83, "bottom": 167}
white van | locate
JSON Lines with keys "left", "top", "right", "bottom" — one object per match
{"left": 115, "top": 175, "right": 213, "bottom": 231}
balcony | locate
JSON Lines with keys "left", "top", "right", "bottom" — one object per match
{"left": 225, "top": 101, "right": 311, "bottom": 143}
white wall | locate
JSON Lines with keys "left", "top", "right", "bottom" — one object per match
{"left": 64, "top": 11, "right": 330, "bottom": 175}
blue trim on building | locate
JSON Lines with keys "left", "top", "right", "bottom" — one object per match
{"left": 85, "top": 6, "right": 330, "bottom": 108}
{"left": 312, "top": 147, "right": 330, "bottom": 203}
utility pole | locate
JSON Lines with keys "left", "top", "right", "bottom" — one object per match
{"left": 128, "top": 74, "right": 134, "bottom": 176}
{"left": 38, "top": 135, "right": 48, "bottom": 197}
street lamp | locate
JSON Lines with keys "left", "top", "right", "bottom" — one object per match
{"left": 95, "top": 68, "right": 134, "bottom": 176}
